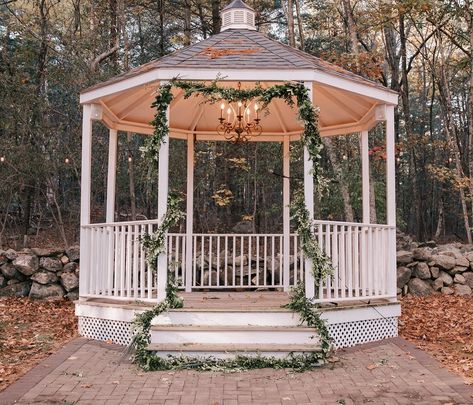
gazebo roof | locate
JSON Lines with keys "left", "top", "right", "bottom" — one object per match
{"left": 82, "top": 29, "right": 392, "bottom": 95}
{"left": 80, "top": 0, "right": 397, "bottom": 140}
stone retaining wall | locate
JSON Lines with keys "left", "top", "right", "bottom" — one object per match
{"left": 397, "top": 242, "right": 473, "bottom": 297}
{"left": 0, "top": 246, "right": 80, "bottom": 300}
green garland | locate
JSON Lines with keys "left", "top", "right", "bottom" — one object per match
{"left": 132, "top": 78, "right": 335, "bottom": 371}
{"left": 140, "top": 192, "right": 185, "bottom": 271}
{"left": 290, "top": 191, "right": 333, "bottom": 289}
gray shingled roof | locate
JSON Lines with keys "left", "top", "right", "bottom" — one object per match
{"left": 223, "top": 0, "right": 254, "bottom": 11}
{"left": 82, "top": 29, "right": 395, "bottom": 94}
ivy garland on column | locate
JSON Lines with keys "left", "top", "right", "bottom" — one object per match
{"left": 131, "top": 78, "right": 334, "bottom": 371}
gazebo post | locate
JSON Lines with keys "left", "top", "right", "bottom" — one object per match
{"left": 361, "top": 130, "right": 370, "bottom": 224}
{"left": 385, "top": 105, "right": 397, "bottom": 298}
{"left": 185, "top": 133, "right": 194, "bottom": 292}
{"left": 79, "top": 104, "right": 92, "bottom": 297}
{"left": 282, "top": 136, "right": 290, "bottom": 291}
{"left": 106, "top": 129, "right": 118, "bottom": 223}
{"left": 303, "top": 81, "right": 316, "bottom": 299}
{"left": 156, "top": 101, "right": 170, "bottom": 301}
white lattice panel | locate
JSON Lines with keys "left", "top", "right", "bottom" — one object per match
{"left": 78, "top": 316, "right": 132, "bottom": 346}
{"left": 328, "top": 317, "right": 398, "bottom": 348}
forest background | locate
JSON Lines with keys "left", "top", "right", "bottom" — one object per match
{"left": 1, "top": 0, "right": 472, "bottom": 248}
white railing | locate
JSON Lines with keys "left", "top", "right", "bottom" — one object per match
{"left": 80, "top": 220, "right": 395, "bottom": 302}
{"left": 313, "top": 220, "right": 396, "bottom": 303}
{"left": 187, "top": 234, "right": 305, "bottom": 289}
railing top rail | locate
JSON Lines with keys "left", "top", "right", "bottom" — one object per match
{"left": 313, "top": 219, "right": 395, "bottom": 229}
{"left": 82, "top": 219, "right": 161, "bottom": 228}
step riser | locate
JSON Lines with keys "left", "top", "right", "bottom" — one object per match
{"left": 151, "top": 350, "right": 315, "bottom": 359}
{"left": 150, "top": 330, "right": 319, "bottom": 345}
{"left": 153, "top": 311, "right": 302, "bottom": 326}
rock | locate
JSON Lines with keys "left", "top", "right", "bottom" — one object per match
{"left": 0, "top": 251, "right": 6, "bottom": 266}
{"left": 0, "top": 281, "right": 31, "bottom": 297}
{"left": 31, "top": 247, "right": 63, "bottom": 257}
{"left": 60, "top": 272, "right": 79, "bottom": 292}
{"left": 430, "top": 267, "right": 440, "bottom": 278}
{"left": 1, "top": 263, "right": 21, "bottom": 279}
{"left": 31, "top": 271, "right": 58, "bottom": 285}
{"left": 63, "top": 262, "right": 78, "bottom": 273}
{"left": 5, "top": 249, "right": 18, "bottom": 261}
{"left": 441, "top": 286, "right": 454, "bottom": 295}
{"left": 454, "top": 284, "right": 472, "bottom": 296}
{"left": 7, "top": 279, "right": 19, "bottom": 285}
{"left": 412, "top": 247, "right": 433, "bottom": 262}
{"left": 39, "top": 257, "right": 62, "bottom": 272}
{"left": 418, "top": 240, "right": 437, "bottom": 248}
{"left": 414, "top": 262, "right": 431, "bottom": 279}
{"left": 13, "top": 254, "right": 39, "bottom": 276}
{"left": 406, "top": 261, "right": 418, "bottom": 268}
{"left": 408, "top": 278, "right": 434, "bottom": 296}
{"left": 449, "top": 266, "right": 467, "bottom": 275}
{"left": 60, "top": 255, "right": 69, "bottom": 265}
{"left": 432, "top": 278, "right": 443, "bottom": 291}
{"left": 0, "top": 275, "right": 6, "bottom": 288}
{"left": 396, "top": 288, "right": 402, "bottom": 295}
{"left": 463, "top": 272, "right": 473, "bottom": 288}
{"left": 66, "top": 245, "right": 80, "bottom": 262}
{"left": 29, "top": 282, "right": 65, "bottom": 299}
{"left": 397, "top": 267, "right": 412, "bottom": 288}
{"left": 455, "top": 256, "right": 470, "bottom": 268}
{"left": 465, "top": 251, "right": 473, "bottom": 263}
{"left": 438, "top": 271, "right": 453, "bottom": 286}
{"left": 454, "top": 274, "right": 466, "bottom": 284}
{"left": 396, "top": 251, "right": 413, "bottom": 265}
{"left": 431, "top": 254, "right": 456, "bottom": 271}
{"left": 403, "top": 284, "right": 409, "bottom": 295}
{"left": 66, "top": 290, "right": 79, "bottom": 301}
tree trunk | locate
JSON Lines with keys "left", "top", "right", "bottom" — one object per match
{"left": 183, "top": 0, "right": 192, "bottom": 46}
{"left": 468, "top": 14, "right": 473, "bottom": 237}
{"left": 126, "top": 132, "right": 137, "bottom": 221}
{"left": 323, "top": 137, "right": 354, "bottom": 222}
{"left": 286, "top": 0, "right": 296, "bottom": 47}
{"left": 341, "top": 0, "right": 358, "bottom": 70}
{"left": 211, "top": 0, "right": 220, "bottom": 35}
{"left": 294, "top": 0, "right": 304, "bottom": 49}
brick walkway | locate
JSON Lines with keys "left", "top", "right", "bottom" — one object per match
{"left": 1, "top": 338, "right": 472, "bottom": 405}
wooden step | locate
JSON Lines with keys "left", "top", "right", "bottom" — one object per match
{"left": 150, "top": 325, "right": 315, "bottom": 332}
{"left": 147, "top": 343, "right": 322, "bottom": 353}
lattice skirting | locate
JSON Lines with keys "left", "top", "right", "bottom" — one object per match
{"left": 328, "top": 317, "right": 398, "bottom": 348}
{"left": 78, "top": 316, "right": 132, "bottom": 346}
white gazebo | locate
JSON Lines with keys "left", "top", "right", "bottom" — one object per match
{"left": 76, "top": 0, "right": 400, "bottom": 354}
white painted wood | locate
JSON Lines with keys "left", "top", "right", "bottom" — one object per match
{"left": 156, "top": 102, "right": 170, "bottom": 301}
{"left": 361, "top": 130, "right": 370, "bottom": 224}
{"left": 385, "top": 105, "right": 397, "bottom": 298}
{"left": 106, "top": 129, "right": 118, "bottom": 223}
{"left": 303, "top": 81, "right": 315, "bottom": 298}
{"left": 79, "top": 104, "right": 93, "bottom": 297}
{"left": 80, "top": 68, "right": 398, "bottom": 105}
{"left": 185, "top": 134, "right": 194, "bottom": 292}
{"left": 283, "top": 137, "right": 290, "bottom": 291}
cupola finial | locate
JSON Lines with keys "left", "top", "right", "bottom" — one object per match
{"left": 221, "top": 0, "right": 256, "bottom": 31}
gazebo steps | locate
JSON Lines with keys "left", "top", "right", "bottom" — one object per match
{"left": 150, "top": 324, "right": 319, "bottom": 345}
{"left": 146, "top": 343, "right": 322, "bottom": 359}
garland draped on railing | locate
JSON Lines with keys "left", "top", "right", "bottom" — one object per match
{"left": 131, "top": 78, "right": 334, "bottom": 371}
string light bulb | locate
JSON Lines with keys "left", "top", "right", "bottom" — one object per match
{"left": 65, "top": 158, "right": 70, "bottom": 164}
{"left": 128, "top": 156, "right": 133, "bottom": 162}
{"left": 0, "top": 156, "right": 4, "bottom": 163}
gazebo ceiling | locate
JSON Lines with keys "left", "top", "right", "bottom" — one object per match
{"left": 82, "top": 6, "right": 397, "bottom": 140}
{"left": 100, "top": 80, "right": 381, "bottom": 140}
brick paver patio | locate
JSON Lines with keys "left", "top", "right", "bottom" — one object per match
{"left": 1, "top": 337, "right": 472, "bottom": 405}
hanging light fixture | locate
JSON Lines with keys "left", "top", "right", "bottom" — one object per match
{"left": 217, "top": 82, "right": 262, "bottom": 143}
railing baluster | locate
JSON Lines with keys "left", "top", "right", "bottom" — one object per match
{"left": 347, "top": 226, "right": 353, "bottom": 298}
{"left": 271, "top": 235, "right": 275, "bottom": 287}
{"left": 256, "top": 235, "right": 260, "bottom": 287}
{"left": 340, "top": 225, "right": 346, "bottom": 298}
{"left": 224, "top": 236, "right": 228, "bottom": 287}
{"left": 232, "top": 237, "right": 236, "bottom": 287}
{"left": 193, "top": 234, "right": 197, "bottom": 288}
{"left": 325, "top": 224, "right": 331, "bottom": 301}
{"left": 217, "top": 236, "right": 221, "bottom": 287}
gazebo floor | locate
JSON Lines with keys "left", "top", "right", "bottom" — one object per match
{"left": 79, "top": 291, "right": 393, "bottom": 311}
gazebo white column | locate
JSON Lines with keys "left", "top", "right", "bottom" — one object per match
{"left": 156, "top": 102, "right": 171, "bottom": 301}
{"left": 303, "top": 81, "right": 316, "bottom": 298}
{"left": 79, "top": 104, "right": 92, "bottom": 297}
{"left": 361, "top": 130, "right": 370, "bottom": 224}
{"left": 106, "top": 129, "right": 118, "bottom": 223}
{"left": 185, "top": 134, "right": 194, "bottom": 292}
{"left": 282, "top": 136, "right": 290, "bottom": 291}
{"left": 385, "top": 105, "right": 397, "bottom": 297}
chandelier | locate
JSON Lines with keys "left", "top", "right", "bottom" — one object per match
{"left": 217, "top": 83, "right": 262, "bottom": 143}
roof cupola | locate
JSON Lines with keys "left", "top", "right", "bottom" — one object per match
{"left": 221, "top": 0, "right": 256, "bottom": 32}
